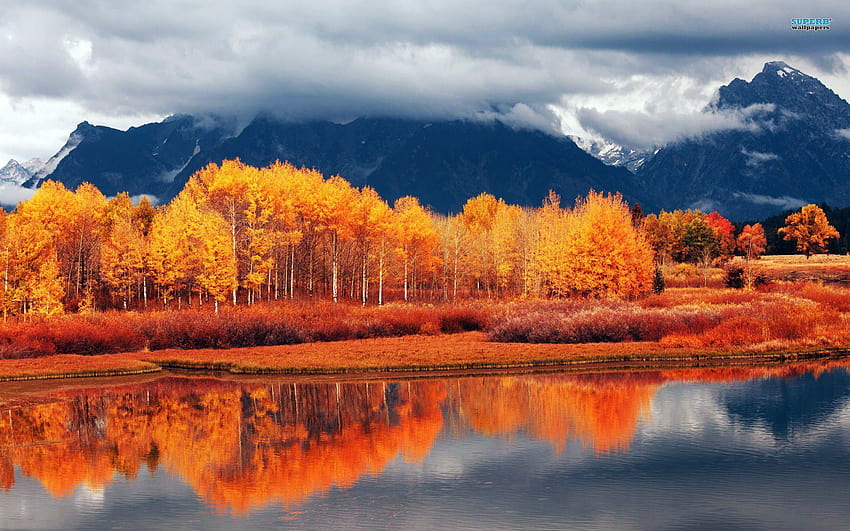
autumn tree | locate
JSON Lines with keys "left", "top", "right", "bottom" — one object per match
{"left": 101, "top": 194, "right": 148, "bottom": 310}
{"left": 2, "top": 212, "right": 64, "bottom": 316}
{"left": 459, "top": 193, "right": 500, "bottom": 296}
{"left": 642, "top": 209, "right": 705, "bottom": 265}
{"left": 433, "top": 214, "right": 469, "bottom": 301}
{"left": 148, "top": 192, "right": 236, "bottom": 309}
{"left": 196, "top": 213, "right": 239, "bottom": 312}
{"left": 706, "top": 212, "right": 736, "bottom": 260}
{"left": 184, "top": 160, "right": 253, "bottom": 304}
{"left": 393, "top": 196, "right": 438, "bottom": 302}
{"left": 350, "top": 186, "right": 393, "bottom": 305}
{"left": 315, "top": 176, "right": 358, "bottom": 303}
{"left": 557, "top": 191, "right": 654, "bottom": 298}
{"left": 778, "top": 204, "right": 840, "bottom": 258}
{"left": 737, "top": 223, "right": 767, "bottom": 260}
{"left": 534, "top": 191, "right": 572, "bottom": 296}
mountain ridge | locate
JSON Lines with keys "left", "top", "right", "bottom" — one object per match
{"left": 634, "top": 61, "right": 850, "bottom": 219}
{"left": 10, "top": 61, "right": 849, "bottom": 219}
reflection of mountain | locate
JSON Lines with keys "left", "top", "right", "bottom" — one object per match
{"left": 2, "top": 361, "right": 849, "bottom": 512}
{"left": 716, "top": 369, "right": 850, "bottom": 440}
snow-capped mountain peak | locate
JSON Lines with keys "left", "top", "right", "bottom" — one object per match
{"left": 0, "top": 158, "right": 45, "bottom": 185}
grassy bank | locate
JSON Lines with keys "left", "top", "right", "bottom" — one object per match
{"left": 0, "top": 355, "right": 160, "bottom": 381}
{"left": 0, "top": 331, "right": 847, "bottom": 382}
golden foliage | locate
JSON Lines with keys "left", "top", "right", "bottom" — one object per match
{"left": 778, "top": 204, "right": 840, "bottom": 258}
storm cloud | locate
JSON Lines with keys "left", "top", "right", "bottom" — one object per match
{"left": 1, "top": 0, "right": 849, "bottom": 161}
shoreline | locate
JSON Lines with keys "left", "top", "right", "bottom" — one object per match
{"left": 1, "top": 332, "right": 848, "bottom": 383}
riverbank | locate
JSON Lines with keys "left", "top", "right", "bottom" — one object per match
{"left": 2, "top": 274, "right": 850, "bottom": 382}
{"left": 0, "top": 331, "right": 848, "bottom": 382}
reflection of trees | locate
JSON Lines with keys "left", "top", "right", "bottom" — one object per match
{"left": 2, "top": 359, "right": 849, "bottom": 511}
{"left": 0, "top": 379, "right": 446, "bottom": 512}
{"left": 449, "top": 373, "right": 663, "bottom": 455}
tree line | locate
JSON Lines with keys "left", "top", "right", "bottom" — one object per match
{"left": 0, "top": 159, "right": 838, "bottom": 317}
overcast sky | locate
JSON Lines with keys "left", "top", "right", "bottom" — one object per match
{"left": 1, "top": 0, "right": 850, "bottom": 163}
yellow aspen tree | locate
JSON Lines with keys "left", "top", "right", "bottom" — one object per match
{"left": 514, "top": 207, "right": 540, "bottom": 298}
{"left": 315, "top": 176, "right": 357, "bottom": 303}
{"left": 564, "top": 191, "right": 654, "bottom": 298}
{"left": 185, "top": 159, "right": 253, "bottom": 304}
{"left": 263, "top": 163, "right": 302, "bottom": 300}
{"left": 243, "top": 171, "right": 276, "bottom": 304}
{"left": 70, "top": 183, "right": 107, "bottom": 309}
{"left": 148, "top": 193, "right": 201, "bottom": 307}
{"left": 534, "top": 191, "right": 573, "bottom": 297}
{"left": 4, "top": 213, "right": 64, "bottom": 316}
{"left": 283, "top": 165, "right": 326, "bottom": 297}
{"left": 459, "top": 193, "right": 501, "bottom": 297}
{"left": 393, "top": 196, "right": 438, "bottom": 302}
{"left": 14, "top": 181, "right": 75, "bottom": 299}
{"left": 29, "top": 253, "right": 64, "bottom": 317}
{"left": 102, "top": 193, "right": 147, "bottom": 310}
{"left": 196, "top": 212, "right": 238, "bottom": 313}
{"left": 491, "top": 203, "right": 523, "bottom": 295}
{"left": 350, "top": 186, "right": 393, "bottom": 305}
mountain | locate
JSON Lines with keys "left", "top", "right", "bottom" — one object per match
{"left": 24, "top": 115, "right": 236, "bottom": 201}
{"left": 0, "top": 158, "right": 44, "bottom": 185}
{"left": 29, "top": 115, "right": 642, "bottom": 212}
{"left": 635, "top": 61, "right": 850, "bottom": 220}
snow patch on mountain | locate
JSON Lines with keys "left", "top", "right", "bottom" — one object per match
{"left": 569, "top": 136, "right": 654, "bottom": 172}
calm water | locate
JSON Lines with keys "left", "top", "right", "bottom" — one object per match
{"left": 2, "top": 362, "right": 850, "bottom": 530}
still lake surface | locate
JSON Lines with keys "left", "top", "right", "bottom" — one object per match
{"left": 1, "top": 361, "right": 850, "bottom": 530}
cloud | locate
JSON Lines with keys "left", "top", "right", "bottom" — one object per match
{"left": 574, "top": 104, "right": 775, "bottom": 150}
{"left": 0, "top": 182, "right": 36, "bottom": 206}
{"left": 732, "top": 192, "right": 807, "bottom": 210}
{"left": 2, "top": 2, "right": 849, "bottom": 118}
{"left": 741, "top": 148, "right": 780, "bottom": 167}
{"left": 129, "top": 194, "right": 159, "bottom": 206}
{"left": 836, "top": 128, "right": 850, "bottom": 140}
{"left": 0, "top": 1, "right": 849, "bottom": 160}
{"left": 473, "top": 103, "right": 562, "bottom": 134}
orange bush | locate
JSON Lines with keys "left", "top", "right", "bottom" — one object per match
{"left": 0, "top": 302, "right": 491, "bottom": 358}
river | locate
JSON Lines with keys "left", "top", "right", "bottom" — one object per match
{"left": 1, "top": 361, "right": 849, "bottom": 529}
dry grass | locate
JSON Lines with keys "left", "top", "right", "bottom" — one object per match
{"left": 0, "top": 355, "right": 159, "bottom": 381}
{"left": 0, "top": 303, "right": 489, "bottom": 359}
{"left": 488, "top": 283, "right": 850, "bottom": 353}
{"left": 1, "top": 279, "right": 850, "bottom": 381}
{"left": 127, "top": 331, "right": 849, "bottom": 376}
{"left": 0, "top": 326, "right": 846, "bottom": 381}
{"left": 750, "top": 254, "right": 850, "bottom": 282}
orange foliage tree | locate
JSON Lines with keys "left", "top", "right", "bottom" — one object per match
{"left": 737, "top": 223, "right": 767, "bottom": 260}
{"left": 778, "top": 204, "right": 839, "bottom": 258}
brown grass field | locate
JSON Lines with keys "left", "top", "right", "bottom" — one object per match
{"left": 1, "top": 254, "right": 850, "bottom": 382}
{"left": 0, "top": 330, "right": 846, "bottom": 383}
{"left": 752, "top": 254, "right": 850, "bottom": 282}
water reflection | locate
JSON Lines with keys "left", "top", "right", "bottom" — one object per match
{"left": 1, "top": 359, "right": 850, "bottom": 517}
